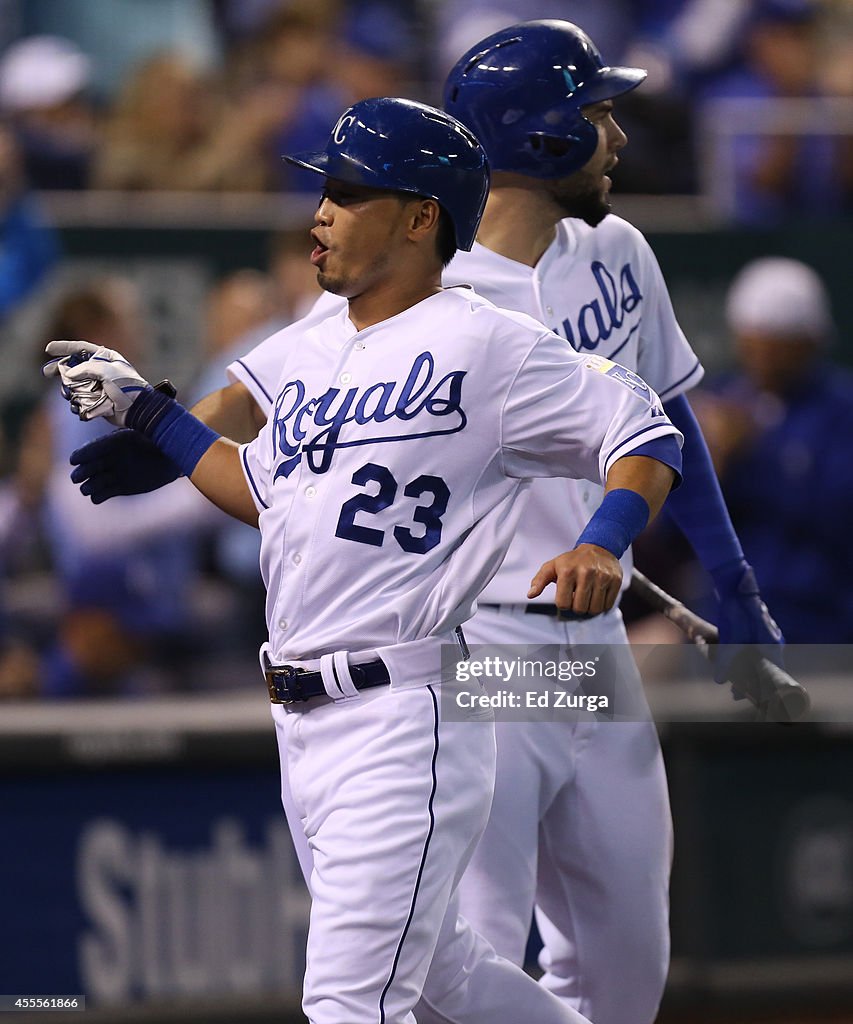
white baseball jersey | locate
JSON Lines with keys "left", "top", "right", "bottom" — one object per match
{"left": 445, "top": 215, "right": 703, "bottom": 602}
{"left": 435, "top": 218, "right": 698, "bottom": 1024}
{"left": 237, "top": 287, "right": 680, "bottom": 664}
{"left": 231, "top": 216, "right": 700, "bottom": 608}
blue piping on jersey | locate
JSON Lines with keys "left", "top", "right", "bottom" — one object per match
{"left": 241, "top": 445, "right": 268, "bottom": 509}
{"left": 378, "top": 685, "right": 440, "bottom": 1022}
{"left": 236, "top": 358, "right": 274, "bottom": 405}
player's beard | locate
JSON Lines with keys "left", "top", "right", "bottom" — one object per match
{"left": 546, "top": 169, "right": 612, "bottom": 227}
{"left": 316, "top": 268, "right": 345, "bottom": 295}
{"left": 316, "top": 241, "right": 397, "bottom": 298}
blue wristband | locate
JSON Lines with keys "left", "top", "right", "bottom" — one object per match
{"left": 575, "top": 488, "right": 650, "bottom": 559}
{"left": 126, "top": 388, "right": 219, "bottom": 477}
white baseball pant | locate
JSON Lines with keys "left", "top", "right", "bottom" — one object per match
{"left": 456, "top": 604, "right": 673, "bottom": 1024}
{"left": 272, "top": 678, "right": 595, "bottom": 1024}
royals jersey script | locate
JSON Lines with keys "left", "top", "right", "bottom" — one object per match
{"left": 236, "top": 287, "right": 680, "bottom": 663}
{"left": 451, "top": 216, "right": 703, "bottom": 602}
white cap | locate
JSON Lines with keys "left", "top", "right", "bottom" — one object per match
{"left": 0, "top": 35, "right": 91, "bottom": 112}
{"left": 725, "top": 257, "right": 833, "bottom": 341}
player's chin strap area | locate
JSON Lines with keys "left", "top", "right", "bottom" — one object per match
{"left": 260, "top": 630, "right": 470, "bottom": 706}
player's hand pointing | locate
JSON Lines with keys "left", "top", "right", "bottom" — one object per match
{"left": 43, "top": 340, "right": 151, "bottom": 427}
{"left": 528, "top": 544, "right": 623, "bottom": 617}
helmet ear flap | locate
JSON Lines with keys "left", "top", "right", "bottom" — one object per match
{"left": 522, "top": 116, "right": 599, "bottom": 177}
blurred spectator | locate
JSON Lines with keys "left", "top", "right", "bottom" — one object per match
{"left": 821, "top": 0, "right": 853, "bottom": 97}
{"left": 223, "top": 0, "right": 421, "bottom": 192}
{"left": 237, "top": 3, "right": 345, "bottom": 192}
{"left": 0, "top": 414, "right": 43, "bottom": 699}
{"left": 18, "top": 0, "right": 220, "bottom": 103}
{"left": 626, "top": 0, "right": 752, "bottom": 95}
{"left": 191, "top": 229, "right": 319, "bottom": 402}
{"left": 31, "top": 276, "right": 216, "bottom": 696}
{"left": 0, "top": 122, "right": 59, "bottom": 317}
{"left": 92, "top": 51, "right": 285, "bottom": 191}
{"left": 690, "top": 257, "right": 853, "bottom": 642}
{"left": 188, "top": 269, "right": 280, "bottom": 649}
{"left": 698, "top": 0, "right": 852, "bottom": 223}
{"left": 333, "top": 2, "right": 419, "bottom": 100}
{"left": 432, "top": 1, "right": 636, "bottom": 81}
{"left": 188, "top": 240, "right": 319, "bottom": 634}
{"left": 0, "top": 34, "right": 97, "bottom": 189}
{"left": 207, "top": 269, "right": 276, "bottom": 352}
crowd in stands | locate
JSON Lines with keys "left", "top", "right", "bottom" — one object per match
{"left": 0, "top": 0, "right": 851, "bottom": 697}
{"left": 0, "top": 248, "right": 321, "bottom": 698}
{"left": 0, "top": 0, "right": 849, "bottom": 211}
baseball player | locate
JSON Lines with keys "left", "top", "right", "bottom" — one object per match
{"left": 185, "top": 26, "right": 783, "bottom": 1024}
{"left": 437, "top": 21, "right": 784, "bottom": 1024}
{"left": 46, "top": 97, "right": 684, "bottom": 1024}
{"left": 56, "top": 21, "right": 782, "bottom": 1024}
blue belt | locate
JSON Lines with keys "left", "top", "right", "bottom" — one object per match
{"left": 265, "top": 658, "right": 390, "bottom": 704}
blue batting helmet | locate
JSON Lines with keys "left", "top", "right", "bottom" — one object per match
{"left": 283, "top": 97, "right": 489, "bottom": 251}
{"left": 443, "top": 20, "right": 647, "bottom": 179}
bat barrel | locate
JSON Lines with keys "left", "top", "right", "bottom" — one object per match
{"left": 758, "top": 660, "right": 811, "bottom": 722}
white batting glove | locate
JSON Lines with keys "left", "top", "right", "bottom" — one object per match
{"left": 43, "top": 340, "right": 151, "bottom": 427}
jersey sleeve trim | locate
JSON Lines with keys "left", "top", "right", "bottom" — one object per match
{"left": 603, "top": 423, "right": 682, "bottom": 479}
{"left": 240, "top": 443, "right": 268, "bottom": 511}
{"left": 656, "top": 357, "right": 704, "bottom": 402}
{"left": 230, "top": 358, "right": 274, "bottom": 406}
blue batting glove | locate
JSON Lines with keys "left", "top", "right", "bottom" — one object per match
{"left": 70, "top": 430, "right": 181, "bottom": 503}
{"left": 712, "top": 558, "right": 784, "bottom": 686}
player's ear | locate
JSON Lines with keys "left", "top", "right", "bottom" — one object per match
{"left": 406, "top": 198, "right": 441, "bottom": 244}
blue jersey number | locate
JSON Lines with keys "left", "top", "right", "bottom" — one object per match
{"left": 336, "top": 464, "right": 450, "bottom": 553}
{"left": 335, "top": 463, "right": 396, "bottom": 547}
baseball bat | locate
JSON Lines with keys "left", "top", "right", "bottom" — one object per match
{"left": 629, "top": 569, "right": 810, "bottom": 723}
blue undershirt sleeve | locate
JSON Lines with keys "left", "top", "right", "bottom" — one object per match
{"left": 661, "top": 392, "right": 744, "bottom": 577}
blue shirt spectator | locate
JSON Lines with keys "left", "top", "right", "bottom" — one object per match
{"left": 697, "top": 0, "right": 848, "bottom": 224}
{"left": 0, "top": 123, "right": 59, "bottom": 316}
{"left": 694, "top": 258, "right": 853, "bottom": 642}
{"left": 0, "top": 195, "right": 59, "bottom": 316}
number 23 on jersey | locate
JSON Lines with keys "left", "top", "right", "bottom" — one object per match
{"left": 336, "top": 462, "right": 450, "bottom": 554}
